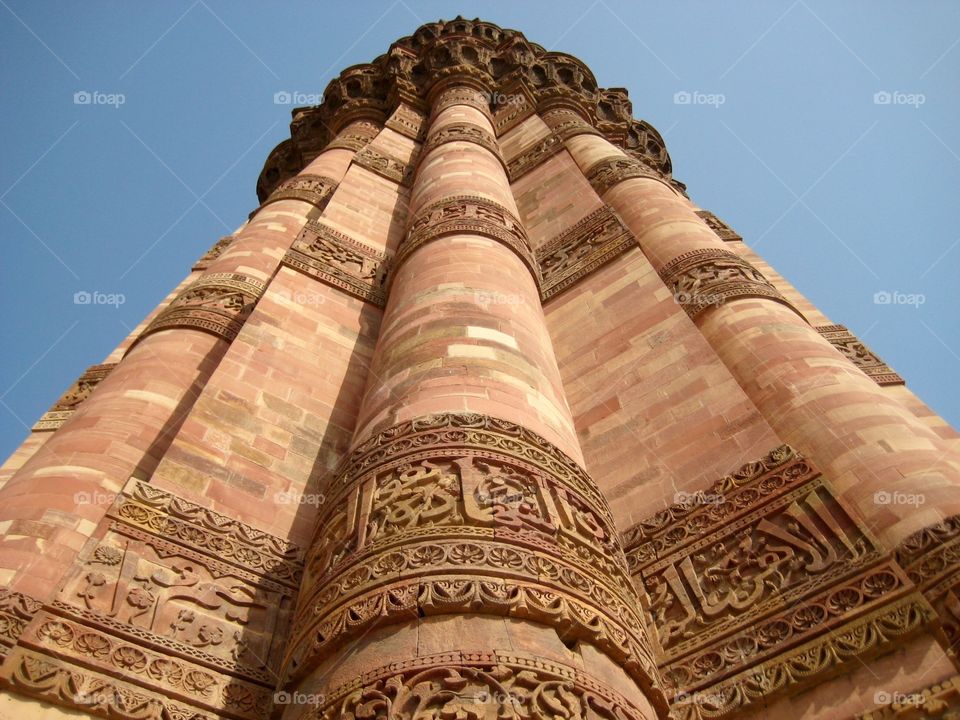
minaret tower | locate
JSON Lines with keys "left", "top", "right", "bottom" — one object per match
{"left": 1, "top": 17, "right": 959, "bottom": 720}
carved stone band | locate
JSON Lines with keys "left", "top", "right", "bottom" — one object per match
{"left": 431, "top": 85, "right": 493, "bottom": 120}
{"left": 133, "top": 272, "right": 266, "bottom": 346}
{"left": 657, "top": 247, "right": 803, "bottom": 320}
{"left": 400, "top": 194, "right": 540, "bottom": 285}
{"left": 421, "top": 121, "right": 506, "bottom": 171}
{"left": 192, "top": 234, "right": 237, "bottom": 271}
{"left": 259, "top": 174, "right": 339, "bottom": 210}
{"left": 694, "top": 209, "right": 742, "bottom": 242}
{"left": 324, "top": 120, "right": 381, "bottom": 152}
{"left": 538, "top": 205, "right": 637, "bottom": 301}
{"left": 282, "top": 412, "right": 666, "bottom": 711}
{"left": 32, "top": 363, "right": 116, "bottom": 432}
{"left": 585, "top": 155, "right": 673, "bottom": 197}
{"left": 351, "top": 145, "right": 415, "bottom": 186}
{"left": 385, "top": 104, "right": 427, "bottom": 141}
{"left": 305, "top": 651, "right": 658, "bottom": 720}
{"left": 542, "top": 108, "right": 604, "bottom": 142}
{"left": 282, "top": 221, "right": 391, "bottom": 307}
{"left": 507, "top": 131, "right": 565, "bottom": 181}
{"left": 816, "top": 324, "right": 905, "bottom": 386}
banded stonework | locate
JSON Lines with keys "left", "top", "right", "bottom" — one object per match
{"left": 817, "top": 324, "right": 906, "bottom": 386}
{"left": 282, "top": 221, "right": 392, "bottom": 306}
{"left": 3, "top": 15, "right": 958, "bottom": 720}
{"left": 538, "top": 205, "right": 636, "bottom": 301}
{"left": 623, "top": 447, "right": 938, "bottom": 719}
{"left": 133, "top": 272, "right": 266, "bottom": 346}
{"left": 32, "top": 363, "right": 116, "bottom": 431}
{"left": 658, "top": 247, "right": 802, "bottom": 320}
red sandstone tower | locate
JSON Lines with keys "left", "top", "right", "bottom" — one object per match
{"left": 1, "top": 17, "right": 959, "bottom": 720}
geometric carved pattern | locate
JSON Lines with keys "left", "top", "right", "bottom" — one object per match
{"left": 282, "top": 221, "right": 392, "bottom": 307}
{"left": 281, "top": 412, "right": 668, "bottom": 715}
{"left": 0, "top": 477, "right": 305, "bottom": 719}
{"left": 895, "top": 515, "right": 960, "bottom": 667}
{"left": 192, "top": 235, "right": 237, "bottom": 271}
{"left": 32, "top": 363, "right": 116, "bottom": 432}
{"left": 259, "top": 174, "right": 339, "bottom": 210}
{"left": 694, "top": 209, "right": 742, "bottom": 242}
{"left": 134, "top": 272, "right": 266, "bottom": 346}
{"left": 622, "top": 445, "right": 935, "bottom": 719}
{"left": 401, "top": 194, "right": 541, "bottom": 286}
{"left": 507, "top": 132, "right": 564, "bottom": 181}
{"left": 385, "top": 104, "right": 427, "bottom": 141}
{"left": 817, "top": 324, "right": 906, "bottom": 386}
{"left": 307, "top": 652, "right": 657, "bottom": 719}
{"left": 658, "top": 247, "right": 802, "bottom": 320}
{"left": 537, "top": 205, "right": 636, "bottom": 301}
{"left": 351, "top": 145, "right": 415, "bottom": 186}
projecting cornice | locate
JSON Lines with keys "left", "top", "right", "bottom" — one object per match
{"left": 257, "top": 16, "right": 681, "bottom": 201}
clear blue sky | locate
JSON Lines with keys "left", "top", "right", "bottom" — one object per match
{"left": 2, "top": 1, "right": 958, "bottom": 462}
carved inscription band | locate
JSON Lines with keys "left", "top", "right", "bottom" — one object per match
{"left": 421, "top": 121, "right": 504, "bottom": 168}
{"left": 282, "top": 221, "right": 391, "bottom": 307}
{"left": 399, "top": 194, "right": 541, "bottom": 286}
{"left": 657, "top": 247, "right": 803, "bottom": 320}
{"left": 585, "top": 155, "right": 675, "bottom": 197}
{"left": 258, "top": 174, "right": 339, "bottom": 211}
{"left": 816, "top": 324, "right": 905, "bottom": 386}
{"left": 32, "top": 363, "right": 116, "bottom": 431}
{"left": 351, "top": 145, "right": 415, "bottom": 186}
{"left": 132, "top": 272, "right": 266, "bottom": 348}
{"left": 192, "top": 234, "right": 237, "bottom": 271}
{"left": 282, "top": 412, "right": 668, "bottom": 714}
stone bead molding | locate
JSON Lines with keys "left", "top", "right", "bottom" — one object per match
{"left": 537, "top": 205, "right": 637, "bottom": 302}
{"left": 657, "top": 247, "right": 805, "bottom": 321}
{"left": 192, "top": 235, "right": 237, "bottom": 272}
{"left": 0, "top": 477, "right": 307, "bottom": 719}
{"left": 895, "top": 515, "right": 960, "bottom": 666}
{"left": 399, "top": 194, "right": 542, "bottom": 286}
{"left": 856, "top": 674, "right": 960, "bottom": 719}
{"left": 620, "top": 445, "right": 939, "bottom": 717}
{"left": 32, "top": 363, "right": 116, "bottom": 432}
{"left": 281, "top": 412, "right": 667, "bottom": 714}
{"left": 131, "top": 272, "right": 266, "bottom": 348}
{"left": 258, "top": 174, "right": 339, "bottom": 211}
{"left": 350, "top": 144, "right": 416, "bottom": 186}
{"left": 817, "top": 324, "right": 906, "bottom": 386}
{"left": 258, "top": 17, "right": 680, "bottom": 202}
{"left": 282, "top": 220, "right": 392, "bottom": 307}
{"left": 301, "top": 652, "right": 657, "bottom": 720}
{"left": 694, "top": 210, "right": 742, "bottom": 243}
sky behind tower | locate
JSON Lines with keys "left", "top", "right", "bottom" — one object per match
{"left": 1, "top": 1, "right": 958, "bottom": 461}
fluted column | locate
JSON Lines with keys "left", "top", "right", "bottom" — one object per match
{"left": 543, "top": 108, "right": 960, "bottom": 548}
{"left": 281, "top": 84, "right": 667, "bottom": 719}
{"left": 0, "top": 118, "right": 376, "bottom": 600}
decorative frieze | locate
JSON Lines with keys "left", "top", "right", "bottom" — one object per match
{"left": 895, "top": 515, "right": 960, "bottom": 665}
{"left": 537, "top": 205, "right": 636, "bottom": 301}
{"left": 816, "top": 324, "right": 905, "bottom": 386}
{"left": 421, "top": 121, "right": 504, "bottom": 168}
{"left": 133, "top": 272, "right": 266, "bottom": 346}
{"left": 585, "top": 155, "right": 665, "bottom": 196}
{"left": 282, "top": 221, "right": 391, "bottom": 306}
{"left": 306, "top": 652, "right": 656, "bottom": 720}
{"left": 0, "top": 477, "right": 304, "bottom": 718}
{"left": 400, "top": 194, "right": 541, "bottom": 286}
{"left": 384, "top": 103, "right": 427, "bottom": 141}
{"left": 694, "top": 210, "right": 742, "bottom": 242}
{"left": 507, "top": 131, "right": 565, "bottom": 181}
{"left": 32, "top": 363, "right": 116, "bottom": 432}
{"left": 0, "top": 589, "right": 42, "bottom": 660}
{"left": 543, "top": 108, "right": 604, "bottom": 142}
{"left": 324, "top": 120, "right": 381, "bottom": 151}
{"left": 657, "top": 247, "right": 802, "bottom": 320}
{"left": 351, "top": 145, "right": 415, "bottom": 186}
{"left": 622, "top": 446, "right": 936, "bottom": 718}
{"left": 492, "top": 82, "right": 536, "bottom": 136}
{"left": 281, "top": 413, "right": 667, "bottom": 713}
{"left": 192, "top": 235, "right": 237, "bottom": 271}
{"left": 431, "top": 85, "right": 492, "bottom": 120}
{"left": 259, "top": 174, "right": 339, "bottom": 210}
